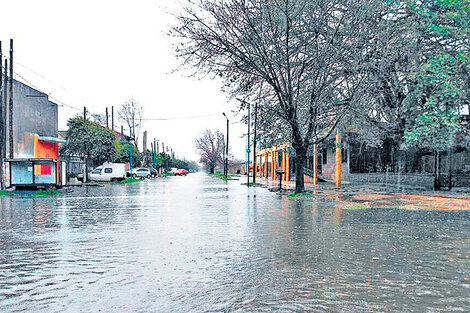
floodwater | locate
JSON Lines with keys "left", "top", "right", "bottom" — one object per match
{"left": 0, "top": 173, "right": 469, "bottom": 312}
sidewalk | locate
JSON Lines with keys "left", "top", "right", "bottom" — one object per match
{"left": 254, "top": 177, "right": 470, "bottom": 211}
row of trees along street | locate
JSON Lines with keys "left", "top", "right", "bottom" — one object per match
{"left": 59, "top": 99, "right": 199, "bottom": 177}
{"left": 171, "top": 0, "right": 469, "bottom": 192}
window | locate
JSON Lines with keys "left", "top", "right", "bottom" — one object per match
{"left": 92, "top": 169, "right": 102, "bottom": 174}
{"left": 137, "top": 169, "right": 147, "bottom": 172}
{"left": 104, "top": 168, "right": 113, "bottom": 174}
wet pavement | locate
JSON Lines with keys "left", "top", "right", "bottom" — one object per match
{"left": 0, "top": 173, "right": 469, "bottom": 312}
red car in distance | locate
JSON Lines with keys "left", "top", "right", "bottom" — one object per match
{"left": 174, "top": 169, "right": 188, "bottom": 176}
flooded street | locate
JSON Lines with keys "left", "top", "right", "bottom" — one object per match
{"left": 1, "top": 173, "right": 469, "bottom": 312}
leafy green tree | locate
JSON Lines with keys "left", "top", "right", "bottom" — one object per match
{"left": 60, "top": 118, "right": 116, "bottom": 169}
{"left": 113, "top": 141, "right": 142, "bottom": 168}
{"left": 403, "top": 0, "right": 469, "bottom": 190}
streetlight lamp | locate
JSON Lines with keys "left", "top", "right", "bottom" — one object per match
{"left": 222, "top": 112, "right": 229, "bottom": 179}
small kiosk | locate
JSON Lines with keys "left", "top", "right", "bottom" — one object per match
{"left": 6, "top": 134, "right": 66, "bottom": 188}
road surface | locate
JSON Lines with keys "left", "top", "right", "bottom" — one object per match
{"left": 1, "top": 173, "right": 469, "bottom": 312}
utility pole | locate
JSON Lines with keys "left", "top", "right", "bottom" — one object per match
{"left": 129, "top": 128, "right": 134, "bottom": 177}
{"left": 152, "top": 142, "right": 157, "bottom": 169}
{"left": 253, "top": 101, "right": 258, "bottom": 184}
{"left": 222, "top": 137, "right": 225, "bottom": 177}
{"left": 0, "top": 41, "right": 4, "bottom": 190}
{"left": 121, "top": 125, "right": 124, "bottom": 135}
{"left": 8, "top": 39, "right": 13, "bottom": 159}
{"left": 142, "top": 131, "right": 147, "bottom": 166}
{"left": 105, "top": 107, "right": 109, "bottom": 128}
{"left": 3, "top": 59, "right": 7, "bottom": 159}
{"left": 83, "top": 106, "right": 87, "bottom": 120}
{"left": 247, "top": 101, "right": 250, "bottom": 187}
{"left": 143, "top": 131, "right": 147, "bottom": 152}
{"left": 111, "top": 106, "right": 114, "bottom": 131}
{"left": 223, "top": 113, "right": 229, "bottom": 178}
{"left": 153, "top": 138, "right": 157, "bottom": 170}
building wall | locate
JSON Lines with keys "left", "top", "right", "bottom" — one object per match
{"left": 5, "top": 79, "right": 58, "bottom": 158}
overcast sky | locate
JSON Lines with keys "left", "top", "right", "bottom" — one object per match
{"left": 0, "top": 0, "right": 248, "bottom": 162}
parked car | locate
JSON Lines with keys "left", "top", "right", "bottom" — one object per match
{"left": 146, "top": 167, "right": 158, "bottom": 177}
{"left": 78, "top": 163, "right": 127, "bottom": 182}
{"left": 174, "top": 169, "right": 188, "bottom": 176}
{"left": 132, "top": 168, "right": 152, "bottom": 178}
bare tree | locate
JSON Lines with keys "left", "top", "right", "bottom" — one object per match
{"left": 171, "top": 0, "right": 389, "bottom": 192}
{"left": 118, "top": 97, "right": 144, "bottom": 148}
{"left": 90, "top": 113, "right": 107, "bottom": 127}
{"left": 195, "top": 129, "right": 225, "bottom": 173}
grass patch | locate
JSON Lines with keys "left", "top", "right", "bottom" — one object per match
{"left": 344, "top": 202, "right": 370, "bottom": 210}
{"left": 161, "top": 172, "right": 175, "bottom": 177}
{"left": 287, "top": 192, "right": 313, "bottom": 198}
{"left": 118, "top": 178, "right": 141, "bottom": 184}
{"left": 0, "top": 190, "right": 11, "bottom": 197}
{"left": 240, "top": 182, "right": 263, "bottom": 187}
{"left": 209, "top": 172, "right": 236, "bottom": 180}
{"left": 33, "top": 189, "right": 60, "bottom": 198}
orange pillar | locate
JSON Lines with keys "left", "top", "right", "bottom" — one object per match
{"left": 269, "top": 151, "right": 274, "bottom": 179}
{"left": 281, "top": 151, "right": 285, "bottom": 181}
{"left": 264, "top": 153, "right": 268, "bottom": 179}
{"left": 273, "top": 152, "right": 277, "bottom": 181}
{"left": 313, "top": 144, "right": 318, "bottom": 186}
{"left": 335, "top": 130, "right": 342, "bottom": 187}
{"left": 269, "top": 152, "right": 274, "bottom": 179}
{"left": 286, "top": 153, "right": 290, "bottom": 181}
{"left": 259, "top": 156, "right": 262, "bottom": 178}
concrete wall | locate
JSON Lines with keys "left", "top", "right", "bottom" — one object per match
{"left": 348, "top": 172, "right": 435, "bottom": 189}
{"left": 5, "top": 79, "right": 58, "bottom": 158}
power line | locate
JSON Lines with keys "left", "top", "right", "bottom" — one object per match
{"left": 1, "top": 64, "right": 83, "bottom": 111}
{"left": 3, "top": 57, "right": 99, "bottom": 113}
{"left": 142, "top": 113, "right": 221, "bottom": 121}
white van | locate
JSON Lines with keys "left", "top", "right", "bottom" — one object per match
{"left": 86, "top": 163, "right": 127, "bottom": 182}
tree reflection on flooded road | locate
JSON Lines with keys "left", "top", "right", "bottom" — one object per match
{"left": 1, "top": 173, "right": 469, "bottom": 312}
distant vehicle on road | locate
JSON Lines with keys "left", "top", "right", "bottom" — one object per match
{"left": 132, "top": 168, "right": 152, "bottom": 178}
{"left": 174, "top": 169, "right": 188, "bottom": 176}
{"left": 146, "top": 167, "right": 158, "bottom": 177}
{"left": 78, "top": 163, "right": 127, "bottom": 182}
{"left": 169, "top": 168, "right": 179, "bottom": 174}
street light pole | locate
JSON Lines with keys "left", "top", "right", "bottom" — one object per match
{"left": 129, "top": 129, "right": 134, "bottom": 178}
{"left": 223, "top": 113, "right": 229, "bottom": 179}
{"left": 247, "top": 101, "right": 250, "bottom": 187}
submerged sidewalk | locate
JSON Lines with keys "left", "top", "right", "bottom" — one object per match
{"left": 254, "top": 177, "right": 470, "bottom": 211}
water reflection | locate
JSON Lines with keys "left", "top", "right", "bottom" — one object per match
{"left": 0, "top": 173, "right": 469, "bottom": 312}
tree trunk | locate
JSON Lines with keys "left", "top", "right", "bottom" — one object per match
{"left": 434, "top": 150, "right": 440, "bottom": 191}
{"left": 209, "top": 166, "right": 214, "bottom": 174}
{"left": 448, "top": 148, "right": 452, "bottom": 191}
{"left": 294, "top": 148, "right": 306, "bottom": 193}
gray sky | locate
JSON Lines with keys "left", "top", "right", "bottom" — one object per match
{"left": 0, "top": 0, "right": 248, "bottom": 161}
